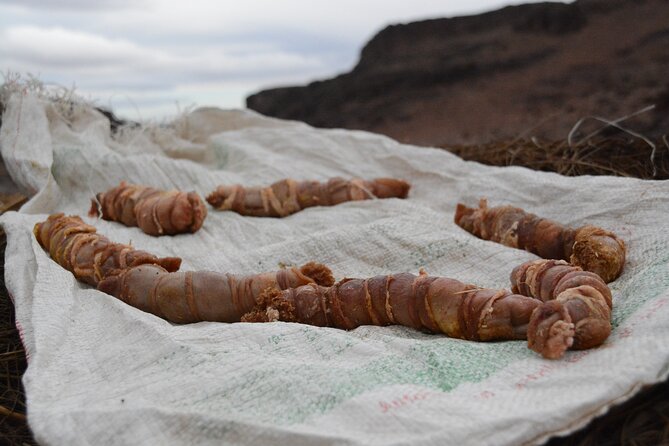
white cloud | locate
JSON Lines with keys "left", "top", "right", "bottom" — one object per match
{"left": 93, "top": 81, "right": 261, "bottom": 121}
{"left": 0, "top": 23, "right": 333, "bottom": 118}
{"left": 1, "top": 26, "right": 163, "bottom": 67}
{"left": 0, "top": 0, "right": 143, "bottom": 11}
{"left": 0, "top": 26, "right": 326, "bottom": 84}
{"left": 93, "top": 0, "right": 564, "bottom": 45}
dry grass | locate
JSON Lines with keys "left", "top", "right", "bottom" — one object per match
{"left": 0, "top": 229, "right": 37, "bottom": 445}
{"left": 547, "top": 380, "right": 669, "bottom": 446}
{"left": 445, "top": 134, "right": 669, "bottom": 180}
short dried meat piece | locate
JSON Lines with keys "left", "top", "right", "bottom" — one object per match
{"left": 90, "top": 182, "right": 207, "bottom": 236}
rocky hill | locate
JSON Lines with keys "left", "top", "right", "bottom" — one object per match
{"left": 247, "top": 0, "right": 669, "bottom": 146}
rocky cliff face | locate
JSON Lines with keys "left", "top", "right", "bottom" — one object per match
{"left": 247, "top": 0, "right": 669, "bottom": 146}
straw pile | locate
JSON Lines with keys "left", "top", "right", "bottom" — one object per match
{"left": 447, "top": 135, "right": 669, "bottom": 180}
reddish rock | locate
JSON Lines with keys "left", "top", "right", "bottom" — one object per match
{"left": 247, "top": 0, "right": 669, "bottom": 146}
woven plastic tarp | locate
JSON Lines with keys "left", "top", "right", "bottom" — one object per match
{"left": 1, "top": 92, "right": 668, "bottom": 445}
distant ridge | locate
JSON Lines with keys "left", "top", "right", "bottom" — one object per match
{"left": 247, "top": 0, "right": 669, "bottom": 146}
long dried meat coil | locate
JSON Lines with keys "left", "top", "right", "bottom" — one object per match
{"left": 511, "top": 259, "right": 612, "bottom": 359}
{"left": 242, "top": 270, "right": 540, "bottom": 343}
{"left": 454, "top": 199, "right": 625, "bottom": 282}
{"left": 207, "top": 177, "right": 410, "bottom": 217}
{"left": 97, "top": 262, "right": 335, "bottom": 323}
{"left": 34, "top": 214, "right": 181, "bottom": 286}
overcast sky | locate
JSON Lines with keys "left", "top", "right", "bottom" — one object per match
{"left": 1, "top": 0, "right": 563, "bottom": 120}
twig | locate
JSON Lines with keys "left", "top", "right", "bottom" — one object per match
{"left": 0, "top": 351, "right": 24, "bottom": 361}
{"left": 570, "top": 105, "right": 656, "bottom": 147}
{"left": 0, "top": 194, "right": 28, "bottom": 216}
{"left": 0, "top": 404, "right": 26, "bottom": 422}
{"left": 566, "top": 106, "right": 658, "bottom": 177}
